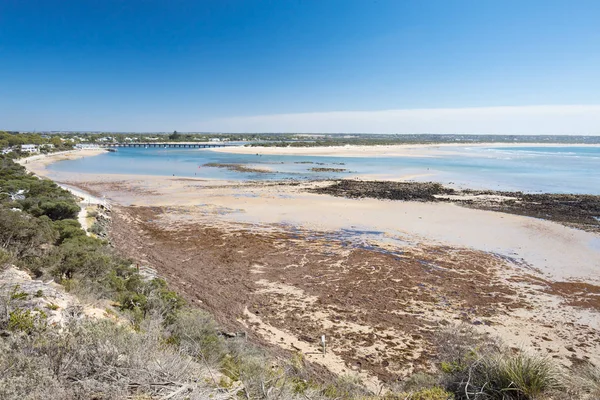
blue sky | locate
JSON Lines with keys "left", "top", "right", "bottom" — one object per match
{"left": 1, "top": 0, "right": 599, "bottom": 133}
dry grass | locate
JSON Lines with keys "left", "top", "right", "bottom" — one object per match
{"left": 0, "top": 317, "right": 222, "bottom": 400}
{"left": 434, "top": 325, "right": 565, "bottom": 400}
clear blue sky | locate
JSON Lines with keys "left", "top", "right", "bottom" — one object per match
{"left": 1, "top": 0, "right": 600, "bottom": 133}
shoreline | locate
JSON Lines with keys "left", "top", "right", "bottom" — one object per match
{"left": 17, "top": 148, "right": 108, "bottom": 177}
{"left": 209, "top": 141, "right": 600, "bottom": 157}
{"left": 53, "top": 172, "right": 600, "bottom": 283}
{"left": 107, "top": 190, "right": 600, "bottom": 383}
{"left": 15, "top": 145, "right": 600, "bottom": 384}
{"left": 20, "top": 142, "right": 600, "bottom": 195}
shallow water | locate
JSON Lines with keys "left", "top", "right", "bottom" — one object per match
{"left": 48, "top": 145, "right": 600, "bottom": 194}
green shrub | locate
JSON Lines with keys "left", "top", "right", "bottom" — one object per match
{"left": 0, "top": 206, "right": 58, "bottom": 258}
{"left": 441, "top": 361, "right": 462, "bottom": 374}
{"left": 88, "top": 221, "right": 105, "bottom": 236}
{"left": 118, "top": 291, "right": 148, "bottom": 317}
{"left": 10, "top": 284, "right": 28, "bottom": 300}
{"left": 409, "top": 387, "right": 454, "bottom": 400}
{"left": 433, "top": 324, "right": 493, "bottom": 373}
{"left": 8, "top": 308, "right": 47, "bottom": 334}
{"left": 498, "top": 353, "right": 562, "bottom": 398}
{"left": 0, "top": 248, "right": 12, "bottom": 266}
{"left": 53, "top": 219, "right": 85, "bottom": 244}
{"left": 51, "top": 235, "right": 113, "bottom": 280}
{"left": 401, "top": 372, "right": 441, "bottom": 392}
{"left": 36, "top": 200, "right": 80, "bottom": 221}
{"left": 321, "top": 375, "right": 370, "bottom": 399}
{"left": 169, "top": 308, "right": 224, "bottom": 364}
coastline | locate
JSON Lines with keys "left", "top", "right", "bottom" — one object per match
{"left": 21, "top": 147, "right": 600, "bottom": 283}
{"left": 209, "top": 141, "right": 600, "bottom": 157}
{"left": 17, "top": 148, "right": 108, "bottom": 177}
{"left": 17, "top": 143, "right": 600, "bottom": 384}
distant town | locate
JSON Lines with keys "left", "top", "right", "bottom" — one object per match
{"left": 2, "top": 130, "right": 600, "bottom": 157}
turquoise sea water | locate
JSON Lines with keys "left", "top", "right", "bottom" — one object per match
{"left": 48, "top": 145, "right": 600, "bottom": 194}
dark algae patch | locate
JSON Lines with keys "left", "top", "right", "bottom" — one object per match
{"left": 461, "top": 191, "right": 600, "bottom": 232}
{"left": 312, "top": 180, "right": 600, "bottom": 231}
{"left": 312, "top": 180, "right": 455, "bottom": 201}
{"left": 203, "top": 162, "right": 272, "bottom": 174}
{"left": 310, "top": 167, "right": 348, "bottom": 173}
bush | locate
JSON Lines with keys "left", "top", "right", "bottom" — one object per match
{"left": 322, "top": 375, "right": 371, "bottom": 399}
{"left": 401, "top": 372, "right": 441, "bottom": 392}
{"left": 434, "top": 325, "right": 564, "bottom": 399}
{"left": 406, "top": 387, "right": 454, "bottom": 400}
{"left": 0, "top": 317, "right": 216, "bottom": 400}
{"left": 0, "top": 248, "right": 12, "bottom": 267}
{"left": 169, "top": 308, "right": 224, "bottom": 364}
{"left": 10, "top": 284, "right": 28, "bottom": 300}
{"left": 117, "top": 277, "right": 184, "bottom": 327}
{"left": 36, "top": 200, "right": 80, "bottom": 221}
{"left": 53, "top": 219, "right": 85, "bottom": 244}
{"left": 433, "top": 324, "right": 497, "bottom": 374}
{"left": 442, "top": 349, "right": 563, "bottom": 400}
{"left": 88, "top": 221, "right": 104, "bottom": 236}
{"left": 7, "top": 308, "right": 47, "bottom": 334}
{"left": 51, "top": 235, "right": 114, "bottom": 280}
{"left": 576, "top": 363, "right": 600, "bottom": 399}
{"left": 0, "top": 207, "right": 57, "bottom": 258}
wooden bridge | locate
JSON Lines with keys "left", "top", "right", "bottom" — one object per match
{"left": 100, "top": 142, "right": 238, "bottom": 149}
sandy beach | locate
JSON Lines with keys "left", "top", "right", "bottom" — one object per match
{"left": 209, "top": 142, "right": 600, "bottom": 157}
{"left": 21, "top": 147, "right": 600, "bottom": 387}
{"left": 17, "top": 148, "right": 107, "bottom": 176}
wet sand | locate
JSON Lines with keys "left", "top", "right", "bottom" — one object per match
{"left": 21, "top": 150, "right": 600, "bottom": 388}
{"left": 47, "top": 173, "right": 600, "bottom": 282}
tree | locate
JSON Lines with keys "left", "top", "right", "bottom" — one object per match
{"left": 169, "top": 131, "right": 181, "bottom": 141}
{"left": 53, "top": 219, "right": 86, "bottom": 244}
{"left": 0, "top": 207, "right": 57, "bottom": 258}
{"left": 37, "top": 201, "right": 80, "bottom": 221}
{"left": 50, "top": 137, "right": 63, "bottom": 148}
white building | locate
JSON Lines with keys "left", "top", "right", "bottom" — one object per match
{"left": 20, "top": 144, "right": 40, "bottom": 153}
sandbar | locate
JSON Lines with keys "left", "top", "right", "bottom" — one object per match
{"left": 19, "top": 145, "right": 600, "bottom": 385}
{"left": 209, "top": 142, "right": 600, "bottom": 157}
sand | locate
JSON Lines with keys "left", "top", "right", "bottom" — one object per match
{"left": 17, "top": 148, "right": 107, "bottom": 176}
{"left": 107, "top": 202, "right": 600, "bottom": 386}
{"left": 209, "top": 142, "right": 600, "bottom": 158}
{"left": 41, "top": 172, "right": 600, "bottom": 282}
{"left": 19, "top": 147, "right": 600, "bottom": 386}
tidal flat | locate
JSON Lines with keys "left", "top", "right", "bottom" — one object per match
{"left": 20, "top": 145, "right": 600, "bottom": 388}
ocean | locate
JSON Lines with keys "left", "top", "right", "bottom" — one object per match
{"left": 47, "top": 145, "right": 600, "bottom": 194}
